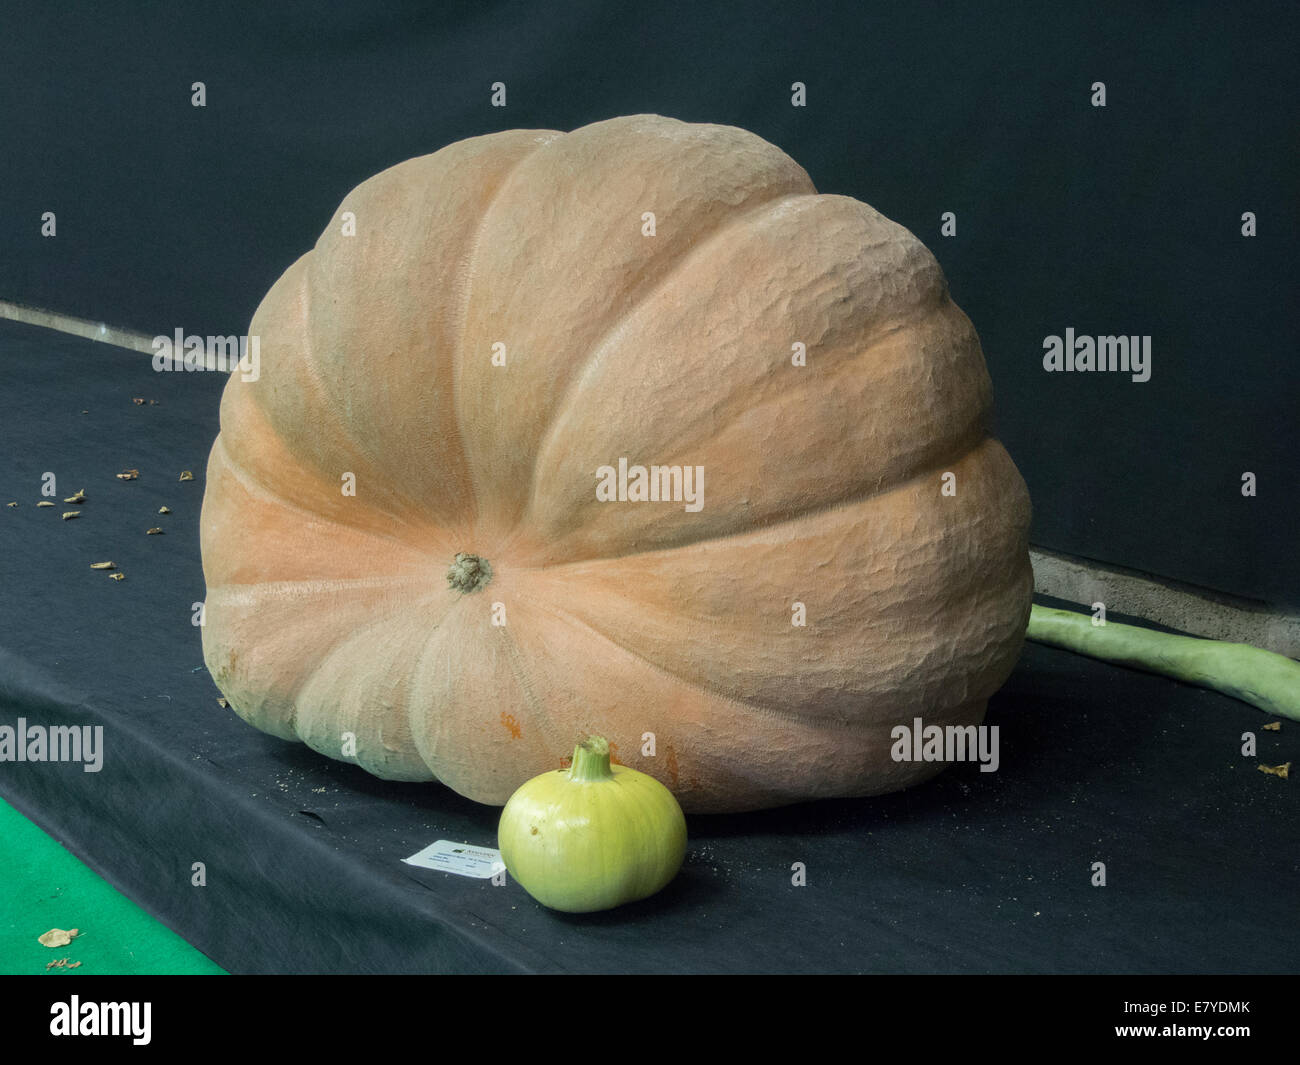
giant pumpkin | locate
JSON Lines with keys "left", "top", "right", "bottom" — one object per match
{"left": 200, "top": 114, "right": 1032, "bottom": 813}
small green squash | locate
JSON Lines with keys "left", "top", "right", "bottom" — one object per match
{"left": 498, "top": 736, "right": 688, "bottom": 913}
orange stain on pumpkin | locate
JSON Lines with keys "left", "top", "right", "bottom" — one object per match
{"left": 499, "top": 711, "right": 521, "bottom": 739}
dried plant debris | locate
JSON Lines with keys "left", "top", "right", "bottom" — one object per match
{"left": 178, "top": 470, "right": 194, "bottom": 481}
{"left": 37, "top": 501, "right": 54, "bottom": 508}
{"left": 110, "top": 573, "right": 125, "bottom": 581}
{"left": 146, "top": 527, "right": 164, "bottom": 535}
{"left": 90, "top": 561, "right": 116, "bottom": 570}
{"left": 1258, "top": 762, "right": 1291, "bottom": 780}
{"left": 132, "top": 397, "right": 146, "bottom": 405}
{"left": 63, "top": 489, "right": 86, "bottom": 503}
{"left": 217, "top": 697, "right": 228, "bottom": 708}
{"left": 1262, "top": 721, "right": 1282, "bottom": 732}
{"left": 7, "top": 501, "right": 18, "bottom": 508}
{"left": 158, "top": 506, "right": 171, "bottom": 514}
{"left": 116, "top": 469, "right": 139, "bottom": 481}
{"left": 38, "top": 928, "right": 80, "bottom": 948}
{"left": 62, "top": 511, "right": 80, "bottom": 521}
{"left": 45, "top": 958, "right": 82, "bottom": 970}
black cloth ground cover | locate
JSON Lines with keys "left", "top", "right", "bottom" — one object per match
{"left": 1, "top": 317, "right": 1295, "bottom": 973}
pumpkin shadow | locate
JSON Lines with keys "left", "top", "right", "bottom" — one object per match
{"left": 685, "top": 649, "right": 1134, "bottom": 841}
{"left": 255, "top": 737, "right": 503, "bottom": 832}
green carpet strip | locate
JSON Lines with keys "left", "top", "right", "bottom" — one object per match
{"left": 0, "top": 795, "right": 226, "bottom": 975}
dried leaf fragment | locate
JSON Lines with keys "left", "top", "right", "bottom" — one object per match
{"left": 132, "top": 397, "right": 146, "bottom": 405}
{"left": 146, "top": 527, "right": 164, "bottom": 535}
{"left": 64, "top": 489, "right": 86, "bottom": 503}
{"left": 1262, "top": 721, "right": 1281, "bottom": 732}
{"left": 178, "top": 470, "right": 194, "bottom": 481}
{"left": 1258, "top": 762, "right": 1291, "bottom": 779}
{"left": 62, "top": 511, "right": 80, "bottom": 520}
{"left": 158, "top": 506, "right": 171, "bottom": 514}
{"left": 37, "top": 501, "right": 54, "bottom": 507}
{"left": 68, "top": 961, "right": 81, "bottom": 968}
{"left": 38, "top": 928, "right": 78, "bottom": 948}
{"left": 116, "top": 468, "right": 139, "bottom": 481}
{"left": 90, "top": 561, "right": 116, "bottom": 570}
{"left": 6, "top": 502, "right": 17, "bottom": 508}
{"left": 110, "top": 572, "right": 125, "bottom": 581}
{"left": 217, "top": 697, "right": 228, "bottom": 708}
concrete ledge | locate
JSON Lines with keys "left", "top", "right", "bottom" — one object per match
{"left": 1032, "top": 547, "right": 1300, "bottom": 659}
{"left": 0, "top": 299, "right": 156, "bottom": 354}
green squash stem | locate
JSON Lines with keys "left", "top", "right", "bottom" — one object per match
{"left": 1027, "top": 603, "right": 1300, "bottom": 722}
{"left": 568, "top": 736, "right": 615, "bottom": 782}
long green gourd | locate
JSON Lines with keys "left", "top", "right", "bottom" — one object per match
{"left": 1027, "top": 604, "right": 1300, "bottom": 722}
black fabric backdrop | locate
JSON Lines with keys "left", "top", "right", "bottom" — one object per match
{"left": 2, "top": 317, "right": 1297, "bottom": 973}
{"left": 0, "top": 1, "right": 1297, "bottom": 604}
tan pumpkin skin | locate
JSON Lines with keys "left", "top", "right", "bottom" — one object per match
{"left": 200, "top": 114, "right": 1032, "bottom": 814}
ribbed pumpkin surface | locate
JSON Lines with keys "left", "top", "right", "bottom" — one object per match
{"left": 200, "top": 114, "right": 1032, "bottom": 813}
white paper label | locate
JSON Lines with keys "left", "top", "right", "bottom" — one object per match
{"left": 403, "top": 839, "right": 505, "bottom": 879}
